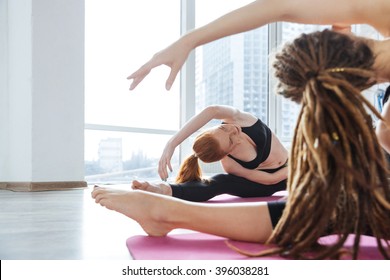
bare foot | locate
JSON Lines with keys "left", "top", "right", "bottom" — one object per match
{"left": 131, "top": 180, "right": 172, "bottom": 196}
{"left": 91, "top": 187, "right": 174, "bottom": 236}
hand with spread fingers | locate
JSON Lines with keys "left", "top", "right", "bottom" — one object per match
{"left": 127, "top": 38, "right": 193, "bottom": 91}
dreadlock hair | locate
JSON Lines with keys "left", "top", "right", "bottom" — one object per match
{"left": 175, "top": 130, "right": 227, "bottom": 183}
{"left": 238, "top": 29, "right": 390, "bottom": 259}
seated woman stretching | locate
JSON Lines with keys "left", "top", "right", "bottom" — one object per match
{"left": 132, "top": 105, "right": 288, "bottom": 202}
{"left": 93, "top": 29, "right": 390, "bottom": 259}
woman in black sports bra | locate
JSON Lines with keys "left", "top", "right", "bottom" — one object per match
{"left": 132, "top": 104, "right": 289, "bottom": 201}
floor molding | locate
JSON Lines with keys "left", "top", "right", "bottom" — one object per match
{"left": 0, "top": 181, "right": 87, "bottom": 192}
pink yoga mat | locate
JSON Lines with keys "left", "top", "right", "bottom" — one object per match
{"left": 206, "top": 192, "right": 286, "bottom": 203}
{"left": 126, "top": 232, "right": 385, "bottom": 260}
{"left": 126, "top": 193, "right": 386, "bottom": 260}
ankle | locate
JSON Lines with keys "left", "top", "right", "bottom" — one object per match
{"left": 160, "top": 182, "right": 173, "bottom": 196}
{"left": 138, "top": 191, "right": 175, "bottom": 223}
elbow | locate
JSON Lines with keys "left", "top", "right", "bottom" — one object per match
{"left": 376, "top": 121, "right": 390, "bottom": 154}
{"left": 265, "top": 173, "right": 288, "bottom": 185}
{"left": 204, "top": 105, "right": 219, "bottom": 118}
{"left": 251, "top": 175, "right": 283, "bottom": 185}
{"left": 264, "top": 178, "right": 283, "bottom": 185}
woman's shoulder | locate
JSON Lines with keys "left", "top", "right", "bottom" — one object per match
{"left": 236, "top": 111, "right": 259, "bottom": 127}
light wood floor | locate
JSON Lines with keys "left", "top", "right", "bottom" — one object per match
{"left": 0, "top": 185, "right": 150, "bottom": 260}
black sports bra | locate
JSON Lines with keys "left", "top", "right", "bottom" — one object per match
{"left": 227, "top": 119, "right": 272, "bottom": 169}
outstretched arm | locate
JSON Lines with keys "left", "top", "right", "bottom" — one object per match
{"left": 159, "top": 105, "right": 256, "bottom": 180}
{"left": 128, "top": 0, "right": 364, "bottom": 90}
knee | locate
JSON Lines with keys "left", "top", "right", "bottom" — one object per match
{"left": 209, "top": 173, "right": 234, "bottom": 185}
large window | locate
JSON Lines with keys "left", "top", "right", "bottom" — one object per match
{"left": 276, "top": 23, "right": 327, "bottom": 142}
{"left": 85, "top": 0, "right": 180, "bottom": 183}
{"left": 85, "top": 1, "right": 387, "bottom": 183}
{"left": 193, "top": 0, "right": 269, "bottom": 174}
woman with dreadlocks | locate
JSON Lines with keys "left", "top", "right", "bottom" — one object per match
{"left": 92, "top": 29, "right": 390, "bottom": 259}
{"left": 265, "top": 29, "right": 390, "bottom": 259}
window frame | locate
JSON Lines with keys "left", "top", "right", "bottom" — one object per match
{"left": 83, "top": 1, "right": 295, "bottom": 182}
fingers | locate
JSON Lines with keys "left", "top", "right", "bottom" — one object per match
{"left": 158, "top": 160, "right": 171, "bottom": 181}
{"left": 158, "top": 165, "right": 168, "bottom": 181}
{"left": 128, "top": 52, "right": 165, "bottom": 90}
{"left": 131, "top": 180, "right": 143, "bottom": 190}
{"left": 129, "top": 63, "right": 178, "bottom": 91}
{"left": 165, "top": 66, "right": 179, "bottom": 91}
{"left": 129, "top": 77, "right": 145, "bottom": 91}
{"left": 331, "top": 24, "right": 352, "bottom": 35}
{"left": 167, "top": 161, "right": 173, "bottom": 173}
{"left": 128, "top": 50, "right": 181, "bottom": 91}
{"left": 127, "top": 65, "right": 151, "bottom": 90}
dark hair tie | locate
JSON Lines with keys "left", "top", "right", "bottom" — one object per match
{"left": 305, "top": 70, "right": 318, "bottom": 80}
{"left": 383, "top": 85, "right": 390, "bottom": 106}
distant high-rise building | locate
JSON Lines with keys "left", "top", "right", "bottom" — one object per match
{"left": 195, "top": 25, "right": 314, "bottom": 136}
{"left": 98, "top": 138, "right": 123, "bottom": 173}
{"left": 278, "top": 24, "right": 324, "bottom": 140}
{"left": 196, "top": 23, "right": 380, "bottom": 141}
{"left": 196, "top": 27, "right": 269, "bottom": 125}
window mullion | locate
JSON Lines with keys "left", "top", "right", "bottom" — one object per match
{"left": 268, "top": 22, "right": 282, "bottom": 136}
{"left": 179, "top": 0, "right": 195, "bottom": 163}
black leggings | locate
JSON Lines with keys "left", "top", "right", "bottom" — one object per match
{"left": 169, "top": 173, "right": 286, "bottom": 202}
{"left": 267, "top": 200, "right": 377, "bottom": 236}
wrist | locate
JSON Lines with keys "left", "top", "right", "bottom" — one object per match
{"left": 179, "top": 32, "right": 197, "bottom": 52}
{"left": 166, "top": 139, "right": 177, "bottom": 150}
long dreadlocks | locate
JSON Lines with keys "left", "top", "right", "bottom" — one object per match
{"left": 245, "top": 29, "right": 390, "bottom": 259}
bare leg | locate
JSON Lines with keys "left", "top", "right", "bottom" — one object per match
{"left": 91, "top": 187, "right": 273, "bottom": 243}
{"left": 131, "top": 180, "right": 172, "bottom": 196}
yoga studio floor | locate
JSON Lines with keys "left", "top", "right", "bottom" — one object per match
{"left": 0, "top": 185, "right": 187, "bottom": 260}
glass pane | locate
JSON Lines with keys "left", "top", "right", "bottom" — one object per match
{"left": 195, "top": 0, "right": 268, "bottom": 128}
{"left": 85, "top": 0, "right": 180, "bottom": 130}
{"left": 85, "top": 130, "right": 179, "bottom": 184}
{"left": 353, "top": 25, "right": 387, "bottom": 116}
{"left": 278, "top": 24, "right": 327, "bottom": 142}
{"left": 278, "top": 24, "right": 386, "bottom": 142}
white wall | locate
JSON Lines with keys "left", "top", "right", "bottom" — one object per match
{"left": 7, "top": 0, "right": 33, "bottom": 181}
{"left": 0, "top": 0, "right": 9, "bottom": 178}
{"left": 0, "top": 0, "right": 85, "bottom": 183}
{"left": 31, "top": 0, "right": 85, "bottom": 181}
